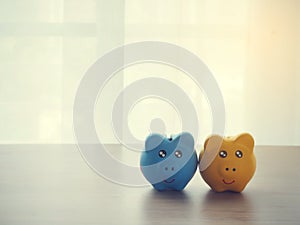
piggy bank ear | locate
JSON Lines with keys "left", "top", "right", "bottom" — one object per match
{"left": 203, "top": 135, "right": 223, "bottom": 151}
{"left": 145, "top": 133, "right": 165, "bottom": 151}
{"left": 174, "top": 132, "right": 194, "bottom": 149}
{"left": 200, "top": 135, "right": 223, "bottom": 172}
{"left": 234, "top": 133, "right": 254, "bottom": 151}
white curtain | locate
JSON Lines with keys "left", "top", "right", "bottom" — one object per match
{"left": 0, "top": 0, "right": 299, "bottom": 145}
{"left": 0, "top": 0, "right": 124, "bottom": 143}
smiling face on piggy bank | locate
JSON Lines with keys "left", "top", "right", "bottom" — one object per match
{"left": 199, "top": 133, "right": 256, "bottom": 193}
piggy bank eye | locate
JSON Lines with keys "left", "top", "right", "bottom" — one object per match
{"left": 158, "top": 150, "right": 167, "bottom": 158}
{"left": 174, "top": 150, "right": 182, "bottom": 158}
{"left": 219, "top": 150, "right": 227, "bottom": 158}
{"left": 235, "top": 150, "right": 243, "bottom": 158}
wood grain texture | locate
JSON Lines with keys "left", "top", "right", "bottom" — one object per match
{"left": 0, "top": 145, "right": 299, "bottom": 225}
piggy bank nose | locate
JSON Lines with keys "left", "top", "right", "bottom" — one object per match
{"left": 159, "top": 161, "right": 176, "bottom": 175}
{"left": 224, "top": 167, "right": 237, "bottom": 172}
{"left": 163, "top": 166, "right": 175, "bottom": 172}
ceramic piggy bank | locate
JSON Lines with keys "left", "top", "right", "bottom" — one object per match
{"left": 140, "top": 132, "right": 198, "bottom": 191}
{"left": 199, "top": 133, "right": 256, "bottom": 192}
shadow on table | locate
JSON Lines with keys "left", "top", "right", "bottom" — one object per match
{"left": 199, "top": 190, "right": 256, "bottom": 224}
{"left": 145, "top": 189, "right": 190, "bottom": 201}
{"left": 141, "top": 189, "right": 193, "bottom": 224}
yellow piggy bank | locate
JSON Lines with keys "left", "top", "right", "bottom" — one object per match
{"left": 199, "top": 133, "right": 256, "bottom": 192}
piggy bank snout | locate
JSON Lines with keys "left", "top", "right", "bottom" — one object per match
{"left": 158, "top": 156, "right": 187, "bottom": 176}
{"left": 218, "top": 163, "right": 239, "bottom": 176}
{"left": 159, "top": 160, "right": 177, "bottom": 174}
{"left": 162, "top": 165, "right": 176, "bottom": 174}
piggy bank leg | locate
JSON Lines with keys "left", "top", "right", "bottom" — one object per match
{"left": 173, "top": 183, "right": 187, "bottom": 191}
{"left": 152, "top": 183, "right": 167, "bottom": 191}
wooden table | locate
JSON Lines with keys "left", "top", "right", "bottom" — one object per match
{"left": 0, "top": 145, "right": 299, "bottom": 225}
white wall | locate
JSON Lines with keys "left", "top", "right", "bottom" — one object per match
{"left": 245, "top": 0, "right": 300, "bottom": 145}
{"left": 124, "top": 0, "right": 300, "bottom": 145}
{"left": 0, "top": 0, "right": 299, "bottom": 145}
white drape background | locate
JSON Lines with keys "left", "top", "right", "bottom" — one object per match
{"left": 1, "top": 0, "right": 299, "bottom": 145}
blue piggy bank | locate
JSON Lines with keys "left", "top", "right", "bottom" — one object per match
{"left": 140, "top": 132, "right": 198, "bottom": 191}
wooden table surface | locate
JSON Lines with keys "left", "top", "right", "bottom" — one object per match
{"left": 0, "top": 145, "right": 299, "bottom": 225}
